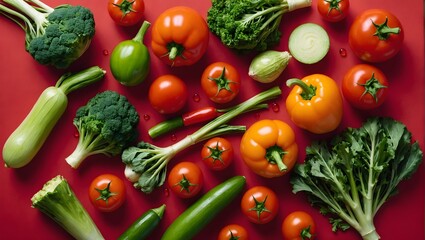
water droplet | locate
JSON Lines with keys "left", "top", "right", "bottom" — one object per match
{"left": 339, "top": 48, "right": 347, "bottom": 57}
{"left": 102, "top": 49, "right": 109, "bottom": 56}
{"left": 143, "top": 114, "right": 150, "bottom": 121}
{"left": 171, "top": 134, "right": 177, "bottom": 142}
{"left": 74, "top": 132, "right": 79, "bottom": 138}
{"left": 271, "top": 102, "right": 280, "bottom": 112}
{"left": 192, "top": 93, "right": 201, "bottom": 102}
{"left": 164, "top": 188, "right": 169, "bottom": 197}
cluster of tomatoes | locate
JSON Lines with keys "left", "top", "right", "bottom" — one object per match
{"left": 92, "top": 0, "right": 405, "bottom": 239}
{"left": 318, "top": 0, "right": 403, "bottom": 110}
{"left": 148, "top": 61, "right": 241, "bottom": 115}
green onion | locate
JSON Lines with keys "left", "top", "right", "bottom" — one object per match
{"left": 122, "top": 86, "right": 282, "bottom": 193}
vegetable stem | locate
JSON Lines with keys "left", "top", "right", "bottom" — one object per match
{"left": 30, "top": 0, "right": 54, "bottom": 13}
{"left": 133, "top": 20, "right": 151, "bottom": 43}
{"left": 169, "top": 46, "right": 178, "bottom": 60}
{"left": 152, "top": 204, "right": 166, "bottom": 218}
{"left": 4, "top": 0, "right": 47, "bottom": 24}
{"left": 167, "top": 125, "right": 246, "bottom": 158}
{"left": 286, "top": 78, "right": 316, "bottom": 100}
{"left": 57, "top": 66, "right": 106, "bottom": 95}
{"left": 286, "top": 0, "right": 312, "bottom": 12}
{"left": 372, "top": 17, "right": 400, "bottom": 40}
{"left": 271, "top": 150, "right": 287, "bottom": 171}
{"left": 191, "top": 86, "right": 282, "bottom": 142}
{"left": 241, "top": 5, "right": 285, "bottom": 28}
{"left": 362, "top": 228, "right": 380, "bottom": 240}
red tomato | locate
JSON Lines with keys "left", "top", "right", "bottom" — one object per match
{"left": 240, "top": 186, "right": 279, "bottom": 224}
{"left": 148, "top": 74, "right": 188, "bottom": 114}
{"left": 282, "top": 211, "right": 316, "bottom": 240}
{"left": 317, "top": 0, "right": 350, "bottom": 22}
{"left": 107, "top": 0, "right": 145, "bottom": 26}
{"left": 88, "top": 174, "right": 126, "bottom": 212}
{"left": 201, "top": 137, "right": 234, "bottom": 171}
{"left": 349, "top": 9, "right": 404, "bottom": 62}
{"left": 201, "top": 62, "right": 240, "bottom": 104}
{"left": 217, "top": 224, "right": 248, "bottom": 240}
{"left": 168, "top": 161, "right": 204, "bottom": 198}
{"left": 342, "top": 64, "right": 389, "bottom": 110}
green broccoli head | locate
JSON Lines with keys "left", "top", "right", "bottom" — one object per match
{"left": 27, "top": 5, "right": 95, "bottom": 69}
{"left": 65, "top": 91, "right": 140, "bottom": 169}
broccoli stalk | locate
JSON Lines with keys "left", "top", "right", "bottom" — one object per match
{"left": 66, "top": 91, "right": 140, "bottom": 169}
{"left": 291, "top": 117, "right": 423, "bottom": 239}
{"left": 207, "top": 0, "right": 312, "bottom": 51}
{"left": 31, "top": 175, "right": 104, "bottom": 240}
{"left": 0, "top": 0, "right": 95, "bottom": 68}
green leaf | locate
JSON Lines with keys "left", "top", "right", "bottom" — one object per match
{"left": 121, "top": 146, "right": 142, "bottom": 164}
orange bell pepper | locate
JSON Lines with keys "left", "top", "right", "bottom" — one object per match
{"left": 285, "top": 74, "right": 343, "bottom": 134}
{"left": 240, "top": 119, "right": 298, "bottom": 178}
{"left": 151, "top": 6, "right": 209, "bottom": 66}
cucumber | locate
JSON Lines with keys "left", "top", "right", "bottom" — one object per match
{"left": 288, "top": 23, "right": 330, "bottom": 64}
{"left": 118, "top": 204, "right": 166, "bottom": 240}
{"left": 161, "top": 176, "right": 246, "bottom": 240}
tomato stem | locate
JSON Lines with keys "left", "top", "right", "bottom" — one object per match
{"left": 174, "top": 174, "right": 197, "bottom": 193}
{"left": 325, "top": 0, "right": 342, "bottom": 15}
{"left": 301, "top": 225, "right": 314, "bottom": 239}
{"left": 208, "top": 67, "right": 239, "bottom": 97}
{"left": 95, "top": 181, "right": 117, "bottom": 205}
{"left": 113, "top": 0, "right": 137, "bottom": 19}
{"left": 248, "top": 195, "right": 271, "bottom": 223}
{"left": 358, "top": 72, "right": 388, "bottom": 103}
{"left": 204, "top": 142, "right": 228, "bottom": 165}
{"left": 372, "top": 17, "right": 400, "bottom": 41}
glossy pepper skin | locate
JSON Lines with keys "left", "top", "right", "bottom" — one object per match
{"left": 110, "top": 21, "right": 150, "bottom": 86}
{"left": 240, "top": 119, "right": 298, "bottom": 178}
{"left": 286, "top": 74, "right": 343, "bottom": 134}
{"left": 151, "top": 6, "right": 209, "bottom": 66}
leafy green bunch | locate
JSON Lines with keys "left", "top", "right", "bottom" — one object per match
{"left": 291, "top": 117, "right": 423, "bottom": 240}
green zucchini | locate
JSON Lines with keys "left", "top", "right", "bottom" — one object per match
{"left": 118, "top": 204, "right": 166, "bottom": 240}
{"left": 2, "top": 66, "right": 105, "bottom": 168}
{"left": 161, "top": 176, "right": 246, "bottom": 240}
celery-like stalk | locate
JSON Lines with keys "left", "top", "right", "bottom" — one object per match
{"left": 31, "top": 175, "right": 104, "bottom": 240}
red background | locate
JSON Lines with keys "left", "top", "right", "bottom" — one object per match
{"left": 0, "top": 0, "right": 424, "bottom": 239}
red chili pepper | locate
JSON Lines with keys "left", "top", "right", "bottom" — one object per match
{"left": 148, "top": 107, "right": 219, "bottom": 139}
{"left": 182, "top": 107, "right": 218, "bottom": 126}
{"left": 148, "top": 104, "right": 269, "bottom": 139}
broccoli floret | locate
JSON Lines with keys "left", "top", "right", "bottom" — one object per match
{"left": 207, "top": 0, "right": 311, "bottom": 51}
{"left": 0, "top": 0, "right": 95, "bottom": 68}
{"left": 66, "top": 91, "right": 140, "bottom": 169}
{"left": 31, "top": 175, "right": 104, "bottom": 240}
